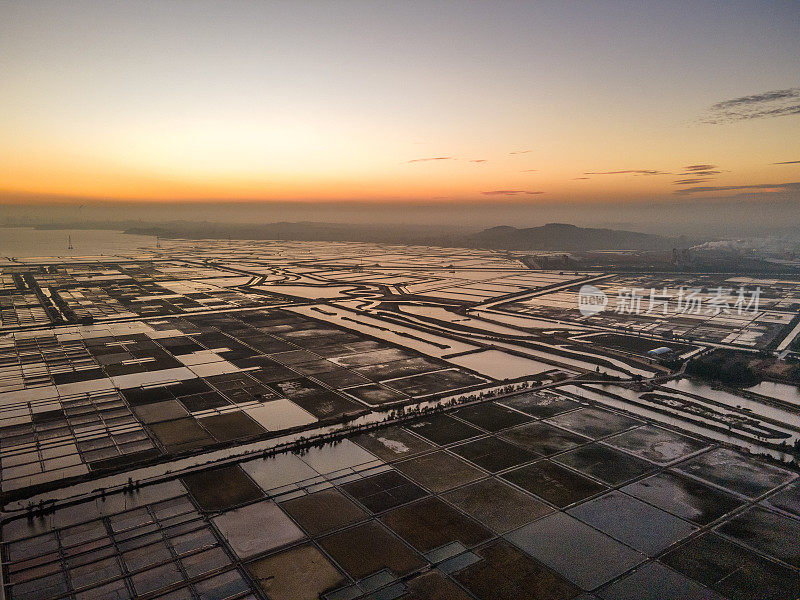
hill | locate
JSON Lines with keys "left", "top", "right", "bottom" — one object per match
{"left": 122, "top": 221, "right": 683, "bottom": 250}
{"left": 466, "top": 223, "right": 681, "bottom": 250}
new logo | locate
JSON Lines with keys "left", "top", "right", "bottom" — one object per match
{"left": 577, "top": 285, "right": 608, "bottom": 316}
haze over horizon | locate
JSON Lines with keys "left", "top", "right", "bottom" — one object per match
{"left": 1, "top": 1, "right": 799, "bottom": 233}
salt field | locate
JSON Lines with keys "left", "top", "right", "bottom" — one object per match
{"left": 0, "top": 239, "right": 798, "bottom": 599}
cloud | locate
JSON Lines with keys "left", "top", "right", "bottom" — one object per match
{"left": 572, "top": 177, "right": 590, "bottom": 180}
{"left": 510, "top": 150, "right": 532, "bottom": 154}
{"left": 673, "top": 178, "right": 711, "bottom": 185}
{"left": 714, "top": 89, "right": 799, "bottom": 108}
{"left": 481, "top": 190, "right": 544, "bottom": 196}
{"left": 469, "top": 159, "right": 487, "bottom": 163}
{"left": 703, "top": 88, "right": 800, "bottom": 123}
{"left": 678, "top": 170, "right": 721, "bottom": 176}
{"left": 584, "top": 170, "right": 669, "bottom": 176}
{"left": 684, "top": 164, "right": 717, "bottom": 172}
{"left": 774, "top": 160, "right": 800, "bottom": 165}
{"left": 520, "top": 169, "right": 538, "bottom": 172}
{"left": 407, "top": 157, "right": 453, "bottom": 163}
{"left": 676, "top": 164, "right": 722, "bottom": 177}
{"left": 675, "top": 181, "right": 800, "bottom": 195}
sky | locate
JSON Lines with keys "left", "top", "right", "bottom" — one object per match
{"left": 1, "top": 1, "right": 799, "bottom": 225}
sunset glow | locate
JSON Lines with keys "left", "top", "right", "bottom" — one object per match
{"left": 1, "top": 1, "right": 799, "bottom": 206}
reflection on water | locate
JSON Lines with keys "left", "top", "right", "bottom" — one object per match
{"left": 0, "top": 227, "right": 156, "bottom": 258}
{"left": 746, "top": 381, "right": 800, "bottom": 404}
{"left": 666, "top": 378, "right": 799, "bottom": 425}
{"left": 573, "top": 383, "right": 797, "bottom": 462}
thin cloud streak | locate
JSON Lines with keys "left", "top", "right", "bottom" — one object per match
{"left": 407, "top": 157, "right": 453, "bottom": 163}
{"left": 509, "top": 150, "right": 532, "bottom": 155}
{"left": 684, "top": 164, "right": 717, "bottom": 172}
{"left": 774, "top": 160, "right": 800, "bottom": 165}
{"left": 714, "top": 89, "right": 799, "bottom": 108}
{"left": 481, "top": 190, "right": 544, "bottom": 196}
{"left": 675, "top": 182, "right": 800, "bottom": 195}
{"left": 584, "top": 170, "right": 669, "bottom": 176}
{"left": 703, "top": 88, "right": 800, "bottom": 123}
{"left": 674, "top": 178, "right": 711, "bottom": 185}
{"left": 678, "top": 170, "right": 721, "bottom": 176}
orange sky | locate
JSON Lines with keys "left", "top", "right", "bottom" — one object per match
{"left": 1, "top": 2, "right": 799, "bottom": 206}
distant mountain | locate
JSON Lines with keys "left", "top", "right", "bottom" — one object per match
{"left": 466, "top": 223, "right": 683, "bottom": 251}
{"left": 124, "top": 221, "right": 467, "bottom": 246}
{"left": 119, "top": 220, "right": 689, "bottom": 251}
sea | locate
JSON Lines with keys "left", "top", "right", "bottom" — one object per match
{"left": 0, "top": 227, "right": 158, "bottom": 258}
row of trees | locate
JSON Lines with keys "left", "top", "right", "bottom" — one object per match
{"left": 685, "top": 350, "right": 760, "bottom": 387}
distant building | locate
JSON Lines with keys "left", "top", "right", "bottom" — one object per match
{"left": 647, "top": 346, "right": 672, "bottom": 356}
{"left": 647, "top": 346, "right": 676, "bottom": 361}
